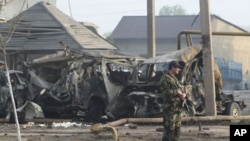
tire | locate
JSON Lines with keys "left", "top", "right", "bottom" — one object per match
{"left": 225, "top": 102, "right": 241, "bottom": 116}
{"left": 134, "top": 105, "right": 147, "bottom": 118}
{"left": 5, "top": 98, "right": 13, "bottom": 110}
{"left": 85, "top": 98, "right": 105, "bottom": 122}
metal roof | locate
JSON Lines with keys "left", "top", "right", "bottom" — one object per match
{"left": 0, "top": 2, "right": 117, "bottom": 51}
{"left": 111, "top": 15, "right": 247, "bottom": 40}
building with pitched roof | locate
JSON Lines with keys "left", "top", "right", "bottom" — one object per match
{"left": 111, "top": 15, "right": 250, "bottom": 83}
{"left": 0, "top": 2, "right": 117, "bottom": 68}
{"left": 111, "top": 15, "right": 248, "bottom": 56}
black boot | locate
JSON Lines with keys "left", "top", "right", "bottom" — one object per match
{"left": 162, "top": 135, "right": 169, "bottom": 141}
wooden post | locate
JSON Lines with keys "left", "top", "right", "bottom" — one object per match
{"left": 199, "top": 0, "right": 216, "bottom": 116}
{"left": 147, "top": 0, "right": 156, "bottom": 58}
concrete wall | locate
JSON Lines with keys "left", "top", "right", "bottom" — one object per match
{"left": 114, "top": 38, "right": 192, "bottom": 58}
{"left": 211, "top": 18, "right": 250, "bottom": 85}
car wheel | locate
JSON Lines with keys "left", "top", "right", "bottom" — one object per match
{"left": 2, "top": 98, "right": 13, "bottom": 117}
{"left": 134, "top": 105, "right": 147, "bottom": 118}
{"left": 225, "top": 102, "right": 241, "bottom": 116}
{"left": 85, "top": 98, "right": 105, "bottom": 122}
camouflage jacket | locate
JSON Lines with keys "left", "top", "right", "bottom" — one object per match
{"left": 160, "top": 72, "right": 183, "bottom": 112}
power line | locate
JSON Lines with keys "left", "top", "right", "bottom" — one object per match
{"left": 68, "top": 0, "right": 73, "bottom": 18}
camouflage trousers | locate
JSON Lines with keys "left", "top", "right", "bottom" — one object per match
{"left": 162, "top": 110, "right": 181, "bottom": 141}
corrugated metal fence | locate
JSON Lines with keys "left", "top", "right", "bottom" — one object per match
{"left": 215, "top": 57, "right": 242, "bottom": 81}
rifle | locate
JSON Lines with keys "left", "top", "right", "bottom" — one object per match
{"left": 179, "top": 85, "right": 187, "bottom": 108}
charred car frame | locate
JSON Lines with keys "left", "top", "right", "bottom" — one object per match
{"left": 105, "top": 46, "right": 246, "bottom": 120}
{"left": 21, "top": 48, "right": 143, "bottom": 122}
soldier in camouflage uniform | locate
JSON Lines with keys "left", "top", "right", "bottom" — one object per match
{"left": 160, "top": 60, "right": 186, "bottom": 141}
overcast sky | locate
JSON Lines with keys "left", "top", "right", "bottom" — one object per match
{"left": 56, "top": 0, "right": 250, "bottom": 35}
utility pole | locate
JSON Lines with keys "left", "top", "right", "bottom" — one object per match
{"left": 147, "top": 0, "right": 156, "bottom": 58}
{"left": 199, "top": 0, "right": 216, "bottom": 116}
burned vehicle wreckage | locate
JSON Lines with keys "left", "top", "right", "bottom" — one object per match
{"left": 0, "top": 70, "right": 27, "bottom": 118}
{"left": 19, "top": 48, "right": 143, "bottom": 121}
{"left": 0, "top": 46, "right": 246, "bottom": 122}
{"left": 106, "top": 46, "right": 246, "bottom": 120}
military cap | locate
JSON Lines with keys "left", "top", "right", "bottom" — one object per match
{"left": 168, "top": 60, "right": 182, "bottom": 69}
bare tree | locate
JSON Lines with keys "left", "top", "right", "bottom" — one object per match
{"left": 0, "top": 1, "right": 27, "bottom": 141}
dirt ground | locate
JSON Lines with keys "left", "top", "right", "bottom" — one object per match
{"left": 0, "top": 121, "right": 232, "bottom": 141}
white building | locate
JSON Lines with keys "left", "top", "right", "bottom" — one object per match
{"left": 0, "top": 0, "right": 56, "bottom": 21}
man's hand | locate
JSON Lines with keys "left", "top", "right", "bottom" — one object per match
{"left": 180, "top": 93, "right": 186, "bottom": 100}
{"left": 177, "top": 90, "right": 186, "bottom": 100}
